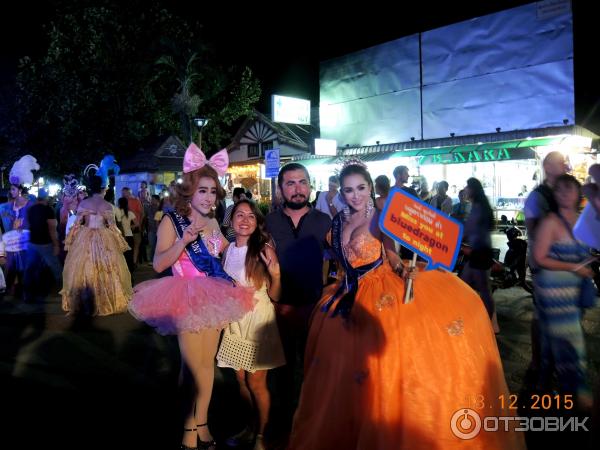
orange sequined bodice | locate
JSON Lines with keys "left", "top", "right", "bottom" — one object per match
{"left": 343, "top": 231, "right": 382, "bottom": 267}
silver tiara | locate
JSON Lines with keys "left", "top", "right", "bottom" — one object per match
{"left": 340, "top": 157, "right": 368, "bottom": 170}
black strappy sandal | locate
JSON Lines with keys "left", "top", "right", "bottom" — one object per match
{"left": 196, "top": 423, "right": 217, "bottom": 449}
{"left": 180, "top": 427, "right": 198, "bottom": 450}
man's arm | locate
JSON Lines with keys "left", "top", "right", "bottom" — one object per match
{"left": 441, "top": 197, "right": 453, "bottom": 215}
{"left": 524, "top": 191, "right": 545, "bottom": 236}
{"left": 327, "top": 192, "right": 339, "bottom": 217}
{"left": 47, "top": 218, "right": 60, "bottom": 255}
{"left": 136, "top": 198, "right": 145, "bottom": 222}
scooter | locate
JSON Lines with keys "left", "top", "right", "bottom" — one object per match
{"left": 490, "top": 227, "right": 533, "bottom": 294}
{"left": 455, "top": 228, "right": 533, "bottom": 294}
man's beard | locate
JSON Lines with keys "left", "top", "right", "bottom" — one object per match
{"left": 284, "top": 195, "right": 309, "bottom": 210}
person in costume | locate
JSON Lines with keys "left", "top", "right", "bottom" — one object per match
{"left": 216, "top": 199, "right": 285, "bottom": 450}
{"left": 0, "top": 155, "right": 38, "bottom": 298}
{"left": 128, "top": 144, "right": 255, "bottom": 450}
{"left": 288, "top": 161, "right": 525, "bottom": 450}
{"left": 60, "top": 158, "right": 132, "bottom": 316}
{"left": 59, "top": 174, "right": 82, "bottom": 243}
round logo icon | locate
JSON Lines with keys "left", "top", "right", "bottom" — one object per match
{"left": 450, "top": 408, "right": 481, "bottom": 440}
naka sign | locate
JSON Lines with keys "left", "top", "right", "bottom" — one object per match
{"left": 419, "top": 147, "right": 534, "bottom": 165}
{"left": 272, "top": 95, "right": 311, "bottom": 125}
{"left": 379, "top": 188, "right": 463, "bottom": 271}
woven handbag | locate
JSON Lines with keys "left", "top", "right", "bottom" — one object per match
{"left": 0, "top": 265, "right": 6, "bottom": 292}
{"left": 217, "top": 317, "right": 259, "bottom": 372}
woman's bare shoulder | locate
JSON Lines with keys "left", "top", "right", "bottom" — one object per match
{"left": 541, "top": 212, "right": 560, "bottom": 226}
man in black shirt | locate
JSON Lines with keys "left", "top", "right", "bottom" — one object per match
{"left": 265, "top": 162, "right": 331, "bottom": 431}
{"left": 24, "top": 189, "right": 62, "bottom": 302}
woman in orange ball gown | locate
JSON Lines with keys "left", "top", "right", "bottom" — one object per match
{"left": 288, "top": 162, "right": 525, "bottom": 450}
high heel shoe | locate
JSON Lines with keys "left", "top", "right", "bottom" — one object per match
{"left": 180, "top": 427, "right": 198, "bottom": 450}
{"left": 196, "top": 423, "right": 217, "bottom": 449}
{"left": 253, "top": 434, "right": 265, "bottom": 450}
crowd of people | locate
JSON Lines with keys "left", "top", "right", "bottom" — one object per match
{"left": 0, "top": 146, "right": 598, "bottom": 449}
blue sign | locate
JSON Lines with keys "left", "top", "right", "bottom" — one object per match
{"left": 265, "top": 148, "right": 280, "bottom": 178}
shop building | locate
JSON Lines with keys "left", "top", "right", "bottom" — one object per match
{"left": 294, "top": 125, "right": 598, "bottom": 222}
{"left": 226, "top": 110, "right": 315, "bottom": 201}
{"left": 293, "top": 1, "right": 599, "bottom": 221}
{"left": 115, "top": 135, "right": 187, "bottom": 199}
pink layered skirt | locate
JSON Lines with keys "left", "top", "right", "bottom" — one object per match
{"left": 128, "top": 276, "right": 255, "bottom": 335}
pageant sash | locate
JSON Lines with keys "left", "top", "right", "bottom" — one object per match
{"left": 321, "top": 214, "right": 382, "bottom": 318}
{"left": 166, "top": 211, "right": 233, "bottom": 282}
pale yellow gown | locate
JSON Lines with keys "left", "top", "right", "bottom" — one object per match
{"left": 61, "top": 209, "right": 132, "bottom": 316}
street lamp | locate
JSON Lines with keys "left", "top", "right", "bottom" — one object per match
{"left": 194, "top": 117, "right": 209, "bottom": 149}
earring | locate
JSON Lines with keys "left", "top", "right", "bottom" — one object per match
{"left": 365, "top": 198, "right": 374, "bottom": 218}
{"left": 211, "top": 205, "right": 216, "bottom": 211}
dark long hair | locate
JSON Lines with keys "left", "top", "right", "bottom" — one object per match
{"left": 374, "top": 175, "right": 390, "bottom": 197}
{"left": 553, "top": 174, "right": 582, "bottom": 209}
{"left": 118, "top": 197, "right": 129, "bottom": 216}
{"left": 174, "top": 165, "right": 225, "bottom": 217}
{"left": 231, "top": 199, "right": 270, "bottom": 289}
{"left": 89, "top": 175, "right": 104, "bottom": 195}
{"left": 466, "top": 177, "right": 494, "bottom": 229}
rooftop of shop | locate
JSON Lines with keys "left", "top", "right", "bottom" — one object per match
{"left": 229, "top": 110, "right": 318, "bottom": 151}
{"left": 293, "top": 125, "right": 599, "bottom": 165}
{"left": 119, "top": 135, "right": 187, "bottom": 173}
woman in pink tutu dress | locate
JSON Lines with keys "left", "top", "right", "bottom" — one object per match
{"left": 128, "top": 144, "right": 255, "bottom": 450}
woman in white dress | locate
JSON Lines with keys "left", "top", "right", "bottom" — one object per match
{"left": 217, "top": 199, "right": 285, "bottom": 450}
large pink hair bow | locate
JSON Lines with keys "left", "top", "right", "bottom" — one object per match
{"left": 183, "top": 143, "right": 229, "bottom": 176}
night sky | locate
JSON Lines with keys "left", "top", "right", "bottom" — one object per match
{"left": 2, "top": 0, "right": 599, "bottom": 133}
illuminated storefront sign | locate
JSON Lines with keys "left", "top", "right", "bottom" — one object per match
{"left": 272, "top": 95, "right": 311, "bottom": 125}
{"left": 419, "top": 147, "right": 535, "bottom": 165}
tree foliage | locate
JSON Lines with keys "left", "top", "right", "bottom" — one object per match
{"left": 152, "top": 42, "right": 261, "bottom": 152}
{"left": 10, "top": 0, "right": 261, "bottom": 177}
